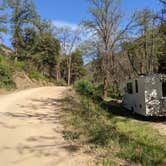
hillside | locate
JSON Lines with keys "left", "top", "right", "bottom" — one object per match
{"left": 0, "top": 44, "right": 54, "bottom": 93}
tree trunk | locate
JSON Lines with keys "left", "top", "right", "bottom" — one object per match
{"left": 102, "top": 49, "right": 111, "bottom": 99}
{"left": 149, "top": 20, "right": 155, "bottom": 73}
{"left": 67, "top": 56, "right": 71, "bottom": 86}
{"left": 56, "top": 61, "right": 61, "bottom": 81}
{"left": 140, "top": 62, "right": 144, "bottom": 74}
{"left": 56, "top": 68, "right": 60, "bottom": 81}
{"left": 14, "top": 48, "right": 18, "bottom": 63}
{"left": 145, "top": 37, "right": 149, "bottom": 74}
{"left": 103, "top": 76, "right": 108, "bottom": 99}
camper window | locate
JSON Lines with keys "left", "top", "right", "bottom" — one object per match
{"left": 135, "top": 80, "right": 138, "bottom": 93}
{"left": 162, "top": 82, "right": 166, "bottom": 97}
{"left": 127, "top": 82, "right": 133, "bottom": 94}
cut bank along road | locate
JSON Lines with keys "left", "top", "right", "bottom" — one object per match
{"left": 0, "top": 87, "right": 92, "bottom": 166}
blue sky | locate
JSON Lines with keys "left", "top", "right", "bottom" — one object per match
{"left": 33, "top": 0, "right": 161, "bottom": 28}
{"left": 2, "top": 0, "right": 162, "bottom": 46}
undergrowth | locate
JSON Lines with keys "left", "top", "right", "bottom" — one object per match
{"left": 63, "top": 89, "right": 166, "bottom": 166}
{"left": 0, "top": 54, "right": 51, "bottom": 89}
{"left": 29, "top": 70, "right": 49, "bottom": 82}
{"left": 0, "top": 55, "right": 16, "bottom": 89}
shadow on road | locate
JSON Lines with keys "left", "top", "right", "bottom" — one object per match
{"left": 0, "top": 97, "right": 80, "bottom": 160}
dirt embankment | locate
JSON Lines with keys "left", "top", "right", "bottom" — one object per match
{"left": 0, "top": 72, "right": 54, "bottom": 95}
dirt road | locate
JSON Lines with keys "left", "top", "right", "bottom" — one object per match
{"left": 0, "top": 87, "right": 92, "bottom": 166}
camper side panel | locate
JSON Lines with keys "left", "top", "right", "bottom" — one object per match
{"left": 123, "top": 78, "right": 146, "bottom": 115}
{"left": 133, "top": 78, "right": 147, "bottom": 115}
{"left": 145, "top": 76, "right": 162, "bottom": 116}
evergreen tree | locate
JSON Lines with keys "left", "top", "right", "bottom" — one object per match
{"left": 59, "top": 49, "right": 86, "bottom": 83}
{"left": 10, "top": 0, "right": 38, "bottom": 59}
{"left": 32, "top": 31, "right": 60, "bottom": 78}
{"left": 70, "top": 49, "right": 86, "bottom": 83}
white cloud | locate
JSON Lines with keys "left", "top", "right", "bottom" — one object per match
{"left": 53, "top": 20, "right": 78, "bottom": 30}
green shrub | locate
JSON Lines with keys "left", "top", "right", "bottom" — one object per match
{"left": 15, "top": 61, "right": 27, "bottom": 71}
{"left": 63, "top": 131, "right": 80, "bottom": 140}
{"left": 97, "top": 83, "right": 120, "bottom": 99}
{"left": 89, "top": 124, "right": 117, "bottom": 146}
{"left": 53, "top": 79, "right": 67, "bottom": 86}
{"left": 74, "top": 80, "right": 96, "bottom": 96}
{"left": 0, "top": 63, "right": 16, "bottom": 89}
{"left": 0, "top": 55, "right": 5, "bottom": 63}
{"left": 29, "top": 70, "right": 49, "bottom": 82}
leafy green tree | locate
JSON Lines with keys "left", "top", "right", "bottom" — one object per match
{"left": 70, "top": 49, "right": 86, "bottom": 83}
{"left": 56, "top": 26, "right": 82, "bottom": 85}
{"left": 22, "top": 19, "right": 61, "bottom": 79}
{"left": 10, "top": 0, "right": 38, "bottom": 59}
{"left": 59, "top": 49, "right": 86, "bottom": 84}
{"left": 21, "top": 19, "right": 52, "bottom": 57}
{"left": 9, "top": 1, "right": 61, "bottom": 79}
{"left": 31, "top": 31, "right": 60, "bottom": 78}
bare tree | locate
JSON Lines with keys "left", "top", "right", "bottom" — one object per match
{"left": 160, "top": 0, "right": 166, "bottom": 5}
{"left": 83, "top": 0, "right": 133, "bottom": 98}
{"left": 134, "top": 9, "right": 157, "bottom": 74}
{"left": 124, "top": 9, "right": 161, "bottom": 75}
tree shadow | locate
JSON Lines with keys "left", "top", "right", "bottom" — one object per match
{"left": 103, "top": 102, "right": 166, "bottom": 123}
{"left": 4, "top": 97, "right": 66, "bottom": 124}
{"left": 1, "top": 135, "right": 80, "bottom": 158}
{"left": 0, "top": 121, "right": 17, "bottom": 129}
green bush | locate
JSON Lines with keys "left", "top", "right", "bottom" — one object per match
{"left": 74, "top": 80, "right": 104, "bottom": 102}
{"left": 0, "top": 55, "right": 5, "bottom": 63}
{"left": 89, "top": 123, "right": 117, "bottom": 146}
{"left": 97, "top": 83, "right": 120, "bottom": 99}
{"left": 15, "top": 61, "right": 27, "bottom": 71}
{"left": 74, "top": 80, "right": 122, "bottom": 102}
{"left": 74, "top": 80, "right": 96, "bottom": 96}
{"left": 0, "top": 63, "right": 16, "bottom": 89}
{"left": 29, "top": 70, "right": 49, "bottom": 82}
{"left": 53, "top": 79, "right": 67, "bottom": 86}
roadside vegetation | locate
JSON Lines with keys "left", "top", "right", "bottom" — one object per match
{"left": 0, "top": 51, "right": 51, "bottom": 90}
{"left": 62, "top": 80, "right": 166, "bottom": 166}
{"left": 0, "top": 54, "right": 16, "bottom": 89}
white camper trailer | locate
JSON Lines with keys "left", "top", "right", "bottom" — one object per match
{"left": 122, "top": 74, "right": 166, "bottom": 116}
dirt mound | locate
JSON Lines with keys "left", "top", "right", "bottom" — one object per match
{"left": 0, "top": 89, "right": 9, "bottom": 95}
